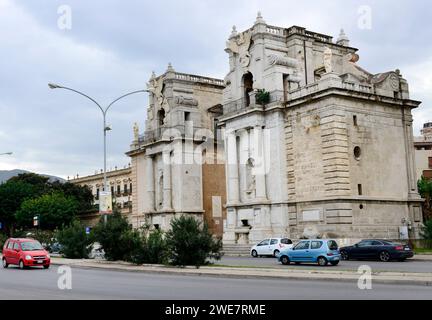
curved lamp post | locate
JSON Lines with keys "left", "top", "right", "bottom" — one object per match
{"left": 48, "top": 83, "right": 147, "bottom": 218}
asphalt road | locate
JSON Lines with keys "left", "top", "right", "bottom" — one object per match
{"left": 1, "top": 265, "right": 431, "bottom": 300}
{"left": 217, "top": 256, "right": 432, "bottom": 273}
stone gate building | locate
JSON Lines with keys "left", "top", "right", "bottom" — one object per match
{"left": 126, "top": 64, "right": 227, "bottom": 236}
{"left": 220, "top": 13, "right": 423, "bottom": 244}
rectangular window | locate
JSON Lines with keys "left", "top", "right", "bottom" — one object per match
{"left": 96, "top": 188, "right": 99, "bottom": 200}
{"left": 129, "top": 183, "right": 132, "bottom": 194}
{"left": 184, "top": 111, "right": 191, "bottom": 122}
{"left": 358, "top": 184, "right": 363, "bottom": 195}
{"left": 353, "top": 115, "right": 358, "bottom": 126}
{"left": 111, "top": 186, "right": 114, "bottom": 195}
{"left": 429, "top": 157, "right": 432, "bottom": 169}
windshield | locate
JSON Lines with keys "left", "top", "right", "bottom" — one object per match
{"left": 20, "top": 241, "right": 43, "bottom": 251}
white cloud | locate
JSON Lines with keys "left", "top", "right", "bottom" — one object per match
{"left": 403, "top": 57, "right": 432, "bottom": 135}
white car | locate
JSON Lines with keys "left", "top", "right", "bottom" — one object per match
{"left": 250, "top": 238, "right": 294, "bottom": 257}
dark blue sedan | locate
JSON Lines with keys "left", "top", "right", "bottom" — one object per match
{"left": 339, "top": 239, "right": 414, "bottom": 262}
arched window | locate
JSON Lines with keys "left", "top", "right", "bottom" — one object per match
{"left": 243, "top": 72, "right": 254, "bottom": 107}
{"left": 158, "top": 108, "right": 165, "bottom": 126}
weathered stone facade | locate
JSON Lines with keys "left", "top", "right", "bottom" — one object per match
{"left": 220, "top": 14, "right": 423, "bottom": 244}
{"left": 126, "top": 64, "right": 226, "bottom": 234}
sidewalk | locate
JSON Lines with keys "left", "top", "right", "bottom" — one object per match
{"left": 413, "top": 254, "right": 432, "bottom": 261}
{"left": 51, "top": 257, "right": 432, "bottom": 286}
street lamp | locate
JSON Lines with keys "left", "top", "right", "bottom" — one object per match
{"left": 48, "top": 83, "right": 148, "bottom": 219}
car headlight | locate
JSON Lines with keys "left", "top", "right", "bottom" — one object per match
{"left": 25, "top": 255, "right": 32, "bottom": 260}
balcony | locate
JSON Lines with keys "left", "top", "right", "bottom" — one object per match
{"left": 138, "top": 124, "right": 209, "bottom": 145}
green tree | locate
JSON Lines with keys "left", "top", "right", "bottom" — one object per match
{"left": 165, "top": 215, "right": 222, "bottom": 267}
{"left": 50, "top": 181, "right": 94, "bottom": 213}
{"left": 420, "top": 219, "right": 432, "bottom": 240}
{"left": 0, "top": 181, "right": 38, "bottom": 235}
{"left": 56, "top": 220, "right": 93, "bottom": 259}
{"left": 418, "top": 176, "right": 432, "bottom": 220}
{"left": 15, "top": 192, "right": 79, "bottom": 230}
{"left": 8, "top": 173, "right": 50, "bottom": 194}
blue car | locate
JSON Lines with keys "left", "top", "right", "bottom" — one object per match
{"left": 278, "top": 239, "right": 340, "bottom": 266}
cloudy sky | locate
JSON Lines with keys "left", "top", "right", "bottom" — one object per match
{"left": 0, "top": 0, "right": 431, "bottom": 179}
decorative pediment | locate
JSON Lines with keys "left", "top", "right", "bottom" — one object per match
{"left": 370, "top": 71, "right": 400, "bottom": 91}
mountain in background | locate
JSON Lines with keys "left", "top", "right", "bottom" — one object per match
{"left": 0, "top": 169, "right": 65, "bottom": 184}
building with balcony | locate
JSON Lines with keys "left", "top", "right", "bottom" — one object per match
{"left": 219, "top": 13, "right": 423, "bottom": 244}
{"left": 414, "top": 121, "right": 432, "bottom": 180}
{"left": 126, "top": 64, "right": 226, "bottom": 236}
{"left": 69, "top": 166, "right": 133, "bottom": 225}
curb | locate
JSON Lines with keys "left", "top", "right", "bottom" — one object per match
{"left": 50, "top": 259, "right": 432, "bottom": 287}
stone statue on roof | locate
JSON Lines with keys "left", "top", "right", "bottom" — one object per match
{"left": 323, "top": 47, "right": 333, "bottom": 73}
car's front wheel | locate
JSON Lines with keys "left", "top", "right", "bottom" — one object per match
{"left": 280, "top": 256, "right": 290, "bottom": 265}
{"left": 19, "top": 260, "right": 25, "bottom": 270}
{"left": 2, "top": 258, "right": 8, "bottom": 268}
{"left": 317, "top": 256, "right": 328, "bottom": 266}
{"left": 379, "top": 251, "right": 390, "bottom": 262}
{"left": 273, "top": 249, "right": 280, "bottom": 257}
{"left": 251, "top": 250, "right": 258, "bottom": 258}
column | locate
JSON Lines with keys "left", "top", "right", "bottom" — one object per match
{"left": 406, "top": 121, "right": 419, "bottom": 195}
{"left": 238, "top": 129, "right": 249, "bottom": 201}
{"left": 162, "top": 150, "right": 172, "bottom": 210}
{"left": 254, "top": 125, "right": 267, "bottom": 200}
{"left": 145, "top": 156, "right": 155, "bottom": 212}
{"left": 226, "top": 130, "right": 239, "bottom": 204}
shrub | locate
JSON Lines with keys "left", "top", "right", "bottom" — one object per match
{"left": 0, "top": 232, "right": 7, "bottom": 248}
{"left": 421, "top": 219, "right": 432, "bottom": 240}
{"left": 56, "top": 220, "right": 93, "bottom": 259}
{"left": 146, "top": 230, "right": 168, "bottom": 264}
{"left": 123, "top": 229, "right": 147, "bottom": 264}
{"left": 165, "top": 215, "right": 222, "bottom": 267}
{"left": 255, "top": 89, "right": 270, "bottom": 106}
{"left": 92, "top": 212, "right": 135, "bottom": 261}
{"left": 124, "top": 229, "right": 168, "bottom": 265}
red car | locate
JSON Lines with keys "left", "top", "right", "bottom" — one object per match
{"left": 2, "top": 238, "right": 51, "bottom": 269}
